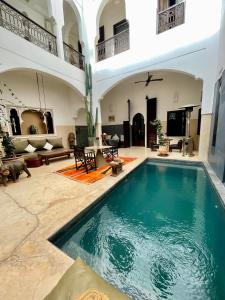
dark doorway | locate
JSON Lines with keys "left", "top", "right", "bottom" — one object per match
{"left": 169, "top": 0, "right": 176, "bottom": 6}
{"left": 123, "top": 121, "right": 130, "bottom": 147}
{"left": 167, "top": 110, "right": 186, "bottom": 136}
{"left": 97, "top": 25, "right": 105, "bottom": 61}
{"left": 132, "top": 113, "right": 145, "bottom": 146}
{"left": 113, "top": 19, "right": 129, "bottom": 35}
{"left": 147, "top": 98, "right": 157, "bottom": 148}
{"left": 113, "top": 19, "right": 129, "bottom": 55}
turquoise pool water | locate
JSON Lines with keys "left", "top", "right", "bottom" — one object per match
{"left": 53, "top": 160, "right": 225, "bottom": 300}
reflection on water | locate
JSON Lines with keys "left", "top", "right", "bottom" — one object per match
{"left": 55, "top": 162, "right": 225, "bottom": 300}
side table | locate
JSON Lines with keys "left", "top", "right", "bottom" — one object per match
{"left": 25, "top": 157, "right": 43, "bottom": 168}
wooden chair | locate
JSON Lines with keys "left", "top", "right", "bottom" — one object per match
{"left": 74, "top": 146, "right": 96, "bottom": 174}
{"left": 102, "top": 147, "right": 118, "bottom": 161}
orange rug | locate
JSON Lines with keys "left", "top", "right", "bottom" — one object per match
{"left": 56, "top": 156, "right": 137, "bottom": 184}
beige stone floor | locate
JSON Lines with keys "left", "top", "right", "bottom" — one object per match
{"left": 0, "top": 148, "right": 200, "bottom": 300}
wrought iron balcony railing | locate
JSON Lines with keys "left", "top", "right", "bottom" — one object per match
{"left": 96, "top": 28, "right": 130, "bottom": 62}
{"left": 158, "top": 2, "right": 185, "bottom": 34}
{"left": 0, "top": 0, "right": 57, "bottom": 55}
{"left": 63, "top": 42, "right": 85, "bottom": 70}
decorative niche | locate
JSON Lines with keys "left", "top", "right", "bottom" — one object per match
{"left": 7, "top": 106, "right": 54, "bottom": 136}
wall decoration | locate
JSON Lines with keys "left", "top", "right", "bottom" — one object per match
{"left": 108, "top": 115, "right": 115, "bottom": 122}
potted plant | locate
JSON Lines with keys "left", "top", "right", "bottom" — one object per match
{"left": 151, "top": 119, "right": 168, "bottom": 156}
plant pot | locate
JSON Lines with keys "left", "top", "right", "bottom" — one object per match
{"left": 158, "top": 145, "right": 168, "bottom": 156}
{"left": 88, "top": 137, "right": 95, "bottom": 146}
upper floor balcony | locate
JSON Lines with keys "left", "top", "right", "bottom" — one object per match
{"left": 158, "top": 1, "right": 185, "bottom": 34}
{"left": 96, "top": 25, "right": 129, "bottom": 62}
{"left": 0, "top": 0, "right": 84, "bottom": 70}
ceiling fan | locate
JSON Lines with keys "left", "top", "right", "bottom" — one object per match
{"left": 134, "top": 72, "right": 163, "bottom": 87}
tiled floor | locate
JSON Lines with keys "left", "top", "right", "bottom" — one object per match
{"left": 0, "top": 148, "right": 200, "bottom": 300}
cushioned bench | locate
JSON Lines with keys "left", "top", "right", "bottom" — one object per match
{"left": 12, "top": 137, "right": 72, "bottom": 164}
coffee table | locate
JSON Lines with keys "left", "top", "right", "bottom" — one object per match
{"left": 38, "top": 149, "right": 74, "bottom": 165}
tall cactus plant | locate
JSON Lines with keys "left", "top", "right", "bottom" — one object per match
{"left": 84, "top": 63, "right": 98, "bottom": 142}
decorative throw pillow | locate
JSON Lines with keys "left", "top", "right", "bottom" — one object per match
{"left": 24, "top": 144, "right": 36, "bottom": 153}
{"left": 43, "top": 142, "right": 53, "bottom": 150}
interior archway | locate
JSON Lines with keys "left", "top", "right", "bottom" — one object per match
{"left": 0, "top": 69, "right": 83, "bottom": 146}
{"left": 96, "top": 0, "right": 129, "bottom": 61}
{"left": 101, "top": 70, "right": 203, "bottom": 150}
{"left": 62, "top": 0, "right": 84, "bottom": 68}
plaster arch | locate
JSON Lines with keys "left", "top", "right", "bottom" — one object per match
{"left": 98, "top": 68, "right": 203, "bottom": 101}
{"left": 0, "top": 65, "right": 85, "bottom": 97}
{"left": 63, "top": 0, "right": 83, "bottom": 46}
{"left": 95, "top": 0, "right": 127, "bottom": 42}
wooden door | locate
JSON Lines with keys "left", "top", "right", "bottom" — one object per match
{"left": 132, "top": 113, "right": 145, "bottom": 146}
{"left": 147, "top": 98, "right": 157, "bottom": 148}
{"left": 123, "top": 121, "right": 130, "bottom": 147}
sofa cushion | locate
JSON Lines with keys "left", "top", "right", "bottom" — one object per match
{"left": 47, "top": 137, "right": 63, "bottom": 149}
{"left": 28, "top": 139, "right": 47, "bottom": 150}
{"left": 25, "top": 144, "right": 36, "bottom": 153}
{"left": 12, "top": 139, "right": 29, "bottom": 154}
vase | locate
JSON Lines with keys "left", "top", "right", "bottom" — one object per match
{"left": 88, "top": 137, "right": 95, "bottom": 146}
{"left": 158, "top": 145, "right": 168, "bottom": 156}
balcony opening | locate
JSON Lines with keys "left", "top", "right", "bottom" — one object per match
{"left": 157, "top": 0, "right": 185, "bottom": 34}
{"left": 0, "top": 0, "right": 57, "bottom": 55}
{"left": 62, "top": 0, "right": 84, "bottom": 70}
{"left": 96, "top": 0, "right": 129, "bottom": 62}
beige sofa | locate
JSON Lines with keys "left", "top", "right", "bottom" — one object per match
{"left": 12, "top": 137, "right": 71, "bottom": 162}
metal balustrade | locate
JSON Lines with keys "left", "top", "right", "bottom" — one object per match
{"left": 96, "top": 28, "right": 130, "bottom": 62}
{"left": 158, "top": 2, "right": 185, "bottom": 34}
{"left": 0, "top": 0, "right": 57, "bottom": 55}
{"left": 63, "top": 42, "right": 85, "bottom": 70}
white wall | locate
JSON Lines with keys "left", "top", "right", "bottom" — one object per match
{"left": 63, "top": 0, "right": 80, "bottom": 50}
{"left": 0, "top": 70, "right": 83, "bottom": 127}
{"left": 101, "top": 71, "right": 202, "bottom": 126}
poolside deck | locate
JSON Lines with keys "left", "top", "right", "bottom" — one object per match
{"left": 0, "top": 148, "right": 200, "bottom": 300}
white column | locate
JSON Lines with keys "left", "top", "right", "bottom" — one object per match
{"left": 54, "top": 24, "right": 64, "bottom": 59}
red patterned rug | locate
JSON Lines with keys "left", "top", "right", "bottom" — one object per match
{"left": 56, "top": 156, "right": 137, "bottom": 184}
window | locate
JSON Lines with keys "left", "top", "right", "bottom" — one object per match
{"left": 167, "top": 110, "right": 186, "bottom": 136}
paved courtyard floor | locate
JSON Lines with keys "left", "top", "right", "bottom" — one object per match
{"left": 0, "top": 148, "right": 200, "bottom": 300}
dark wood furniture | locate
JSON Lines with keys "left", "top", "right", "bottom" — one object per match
{"left": 25, "top": 157, "right": 43, "bottom": 168}
{"left": 109, "top": 159, "right": 124, "bottom": 177}
{"left": 74, "top": 147, "right": 96, "bottom": 174}
{"left": 169, "top": 139, "right": 183, "bottom": 152}
{"left": 38, "top": 149, "right": 73, "bottom": 165}
{"left": 147, "top": 97, "right": 157, "bottom": 148}
{"left": 102, "top": 146, "right": 118, "bottom": 161}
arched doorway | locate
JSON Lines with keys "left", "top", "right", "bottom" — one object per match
{"left": 132, "top": 113, "right": 145, "bottom": 146}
